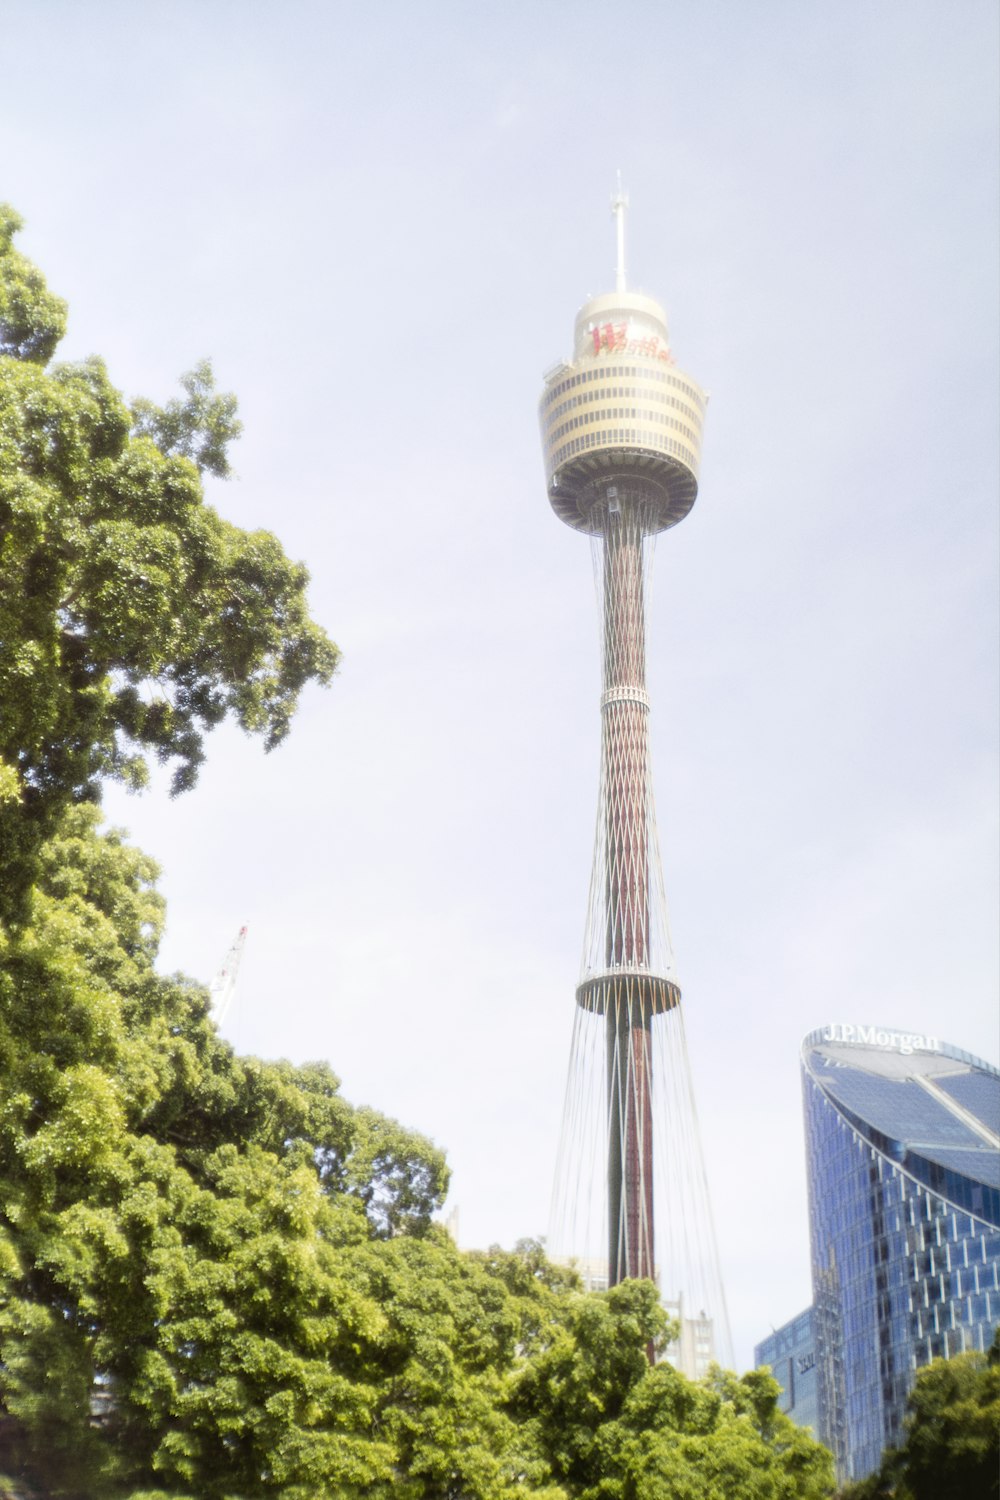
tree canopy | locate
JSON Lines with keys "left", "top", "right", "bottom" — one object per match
{"left": 0, "top": 812, "right": 836, "bottom": 1496}
{"left": 0, "top": 804, "right": 453, "bottom": 1496}
{"left": 0, "top": 203, "right": 339, "bottom": 919}
{"left": 838, "top": 1335, "right": 1000, "bottom": 1500}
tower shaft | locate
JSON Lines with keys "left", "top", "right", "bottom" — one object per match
{"left": 601, "top": 500, "right": 655, "bottom": 1283}
{"left": 602, "top": 504, "right": 649, "bottom": 969}
{"left": 607, "top": 998, "right": 655, "bottom": 1282}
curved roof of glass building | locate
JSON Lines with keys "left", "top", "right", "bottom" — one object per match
{"left": 802, "top": 1025, "right": 1000, "bottom": 1222}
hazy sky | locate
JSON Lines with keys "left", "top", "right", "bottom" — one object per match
{"left": 3, "top": 0, "right": 997, "bottom": 1368}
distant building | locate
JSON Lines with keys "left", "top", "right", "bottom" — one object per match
{"left": 802, "top": 1024, "right": 1000, "bottom": 1484}
{"left": 443, "top": 1206, "right": 460, "bottom": 1246}
{"left": 663, "top": 1298, "right": 716, "bottom": 1381}
{"left": 754, "top": 1306, "right": 819, "bottom": 1434}
{"left": 567, "top": 1256, "right": 610, "bottom": 1295}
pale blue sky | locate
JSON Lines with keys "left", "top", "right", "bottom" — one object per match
{"left": 2, "top": 0, "right": 997, "bottom": 1367}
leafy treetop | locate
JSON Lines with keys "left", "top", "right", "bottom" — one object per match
{"left": 0, "top": 205, "right": 339, "bottom": 918}
{"left": 837, "top": 1334, "right": 999, "bottom": 1500}
{"left": 0, "top": 205, "right": 67, "bottom": 362}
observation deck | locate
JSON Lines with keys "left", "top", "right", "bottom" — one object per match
{"left": 539, "top": 288, "right": 707, "bottom": 536}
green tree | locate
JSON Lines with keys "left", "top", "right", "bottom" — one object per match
{"left": 0, "top": 204, "right": 338, "bottom": 917}
{"left": 507, "top": 1275, "right": 670, "bottom": 1491}
{"left": 130, "top": 360, "right": 241, "bottom": 479}
{"left": 0, "top": 806, "right": 451, "bottom": 1497}
{"left": 497, "top": 1257, "right": 834, "bottom": 1500}
{"left": 839, "top": 1335, "right": 1000, "bottom": 1500}
{"left": 516, "top": 1341, "right": 833, "bottom": 1500}
{"left": 0, "top": 803, "right": 835, "bottom": 1500}
{"left": 0, "top": 800, "right": 837, "bottom": 1499}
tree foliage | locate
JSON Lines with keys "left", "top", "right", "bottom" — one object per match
{"left": 838, "top": 1335, "right": 1000, "bottom": 1500}
{"left": 0, "top": 806, "right": 451, "bottom": 1497}
{"left": 0, "top": 204, "right": 338, "bottom": 919}
{"left": 0, "top": 810, "right": 838, "bottom": 1499}
{"left": 0, "top": 206, "right": 66, "bottom": 362}
{"left": 130, "top": 361, "right": 242, "bottom": 480}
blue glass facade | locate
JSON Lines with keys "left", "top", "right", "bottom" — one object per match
{"left": 754, "top": 1306, "right": 819, "bottom": 1435}
{"left": 802, "top": 1026, "right": 1000, "bottom": 1484}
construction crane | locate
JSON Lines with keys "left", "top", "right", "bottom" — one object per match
{"left": 209, "top": 925, "right": 247, "bottom": 1027}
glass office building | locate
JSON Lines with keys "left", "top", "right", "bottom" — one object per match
{"left": 754, "top": 1306, "right": 819, "bottom": 1435}
{"left": 802, "top": 1024, "right": 1000, "bottom": 1484}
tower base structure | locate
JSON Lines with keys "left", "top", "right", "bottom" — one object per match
{"left": 550, "top": 979, "right": 733, "bottom": 1376}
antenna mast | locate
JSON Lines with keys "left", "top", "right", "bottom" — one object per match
{"left": 611, "top": 171, "right": 629, "bottom": 293}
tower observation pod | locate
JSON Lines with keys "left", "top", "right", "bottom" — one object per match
{"left": 543, "top": 190, "right": 730, "bottom": 1374}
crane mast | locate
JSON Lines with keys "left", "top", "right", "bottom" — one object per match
{"left": 209, "top": 925, "right": 248, "bottom": 1027}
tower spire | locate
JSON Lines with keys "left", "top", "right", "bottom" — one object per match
{"left": 611, "top": 171, "right": 628, "bottom": 293}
